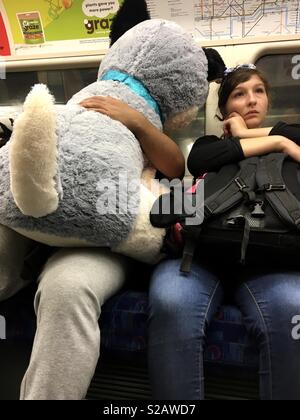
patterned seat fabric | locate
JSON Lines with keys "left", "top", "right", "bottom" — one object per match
{"left": 0, "top": 287, "right": 259, "bottom": 370}
{"left": 100, "top": 291, "right": 259, "bottom": 369}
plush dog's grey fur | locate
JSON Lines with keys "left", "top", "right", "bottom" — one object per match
{"left": 0, "top": 19, "right": 209, "bottom": 261}
{"left": 99, "top": 19, "right": 208, "bottom": 122}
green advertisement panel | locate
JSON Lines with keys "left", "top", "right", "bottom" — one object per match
{"left": 2, "top": 0, "right": 123, "bottom": 45}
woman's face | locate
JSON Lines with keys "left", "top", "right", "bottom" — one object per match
{"left": 224, "top": 75, "right": 269, "bottom": 128}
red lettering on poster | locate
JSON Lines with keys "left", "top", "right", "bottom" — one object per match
{"left": 0, "top": 12, "right": 11, "bottom": 56}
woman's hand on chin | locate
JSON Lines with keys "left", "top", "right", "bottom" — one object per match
{"left": 223, "top": 112, "right": 248, "bottom": 138}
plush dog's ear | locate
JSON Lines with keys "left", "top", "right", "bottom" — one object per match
{"left": 110, "top": 0, "right": 150, "bottom": 46}
{"left": 203, "top": 48, "right": 226, "bottom": 82}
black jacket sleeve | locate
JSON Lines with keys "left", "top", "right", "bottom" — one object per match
{"left": 269, "top": 121, "right": 300, "bottom": 144}
{"left": 187, "top": 135, "right": 244, "bottom": 177}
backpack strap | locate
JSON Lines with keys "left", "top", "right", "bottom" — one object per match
{"left": 257, "top": 153, "right": 300, "bottom": 229}
{"left": 180, "top": 225, "right": 202, "bottom": 273}
{"left": 204, "top": 157, "right": 258, "bottom": 218}
{"left": 180, "top": 157, "right": 258, "bottom": 273}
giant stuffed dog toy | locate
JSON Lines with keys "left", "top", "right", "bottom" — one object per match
{"left": 0, "top": 1, "right": 220, "bottom": 264}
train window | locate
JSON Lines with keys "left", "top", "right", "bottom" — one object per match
{"left": 0, "top": 67, "right": 99, "bottom": 105}
{"left": 0, "top": 70, "right": 39, "bottom": 105}
{"left": 256, "top": 54, "right": 300, "bottom": 126}
{"left": 0, "top": 65, "right": 204, "bottom": 175}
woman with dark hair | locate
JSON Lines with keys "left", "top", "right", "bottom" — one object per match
{"left": 188, "top": 65, "right": 300, "bottom": 176}
{"left": 148, "top": 65, "right": 300, "bottom": 400}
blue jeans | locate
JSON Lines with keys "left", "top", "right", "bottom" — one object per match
{"left": 148, "top": 259, "right": 300, "bottom": 400}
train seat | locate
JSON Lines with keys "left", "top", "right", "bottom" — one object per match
{"left": 0, "top": 261, "right": 259, "bottom": 400}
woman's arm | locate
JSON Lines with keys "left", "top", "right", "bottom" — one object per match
{"left": 223, "top": 113, "right": 272, "bottom": 138}
{"left": 241, "top": 135, "right": 300, "bottom": 162}
{"left": 238, "top": 127, "right": 273, "bottom": 138}
{"left": 187, "top": 135, "right": 244, "bottom": 176}
{"left": 240, "top": 135, "right": 286, "bottom": 157}
{"left": 131, "top": 117, "right": 185, "bottom": 180}
{"left": 188, "top": 133, "right": 300, "bottom": 178}
{"left": 269, "top": 121, "right": 300, "bottom": 144}
{"left": 224, "top": 114, "right": 300, "bottom": 160}
{"left": 223, "top": 113, "right": 300, "bottom": 142}
{"left": 79, "top": 96, "right": 185, "bottom": 180}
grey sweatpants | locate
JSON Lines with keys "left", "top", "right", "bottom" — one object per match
{"left": 0, "top": 224, "right": 129, "bottom": 400}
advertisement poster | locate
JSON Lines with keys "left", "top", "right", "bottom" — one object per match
{"left": 146, "top": 0, "right": 195, "bottom": 33}
{"left": 0, "top": 11, "right": 10, "bottom": 56}
{"left": 1, "top": 0, "right": 299, "bottom": 59}
{"left": 1, "top": 0, "right": 123, "bottom": 56}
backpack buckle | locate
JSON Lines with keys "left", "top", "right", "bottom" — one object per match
{"left": 235, "top": 177, "right": 256, "bottom": 203}
{"left": 235, "top": 177, "right": 247, "bottom": 191}
{"left": 251, "top": 201, "right": 265, "bottom": 218}
{"left": 264, "top": 183, "right": 286, "bottom": 191}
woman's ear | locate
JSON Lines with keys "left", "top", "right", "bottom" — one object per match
{"left": 109, "top": 0, "right": 150, "bottom": 46}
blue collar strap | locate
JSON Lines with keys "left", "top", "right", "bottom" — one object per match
{"left": 100, "top": 70, "right": 163, "bottom": 122}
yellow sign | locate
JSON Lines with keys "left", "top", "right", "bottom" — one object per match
{"left": 2, "top": 0, "right": 123, "bottom": 45}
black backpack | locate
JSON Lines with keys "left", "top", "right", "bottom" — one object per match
{"left": 150, "top": 153, "right": 300, "bottom": 273}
